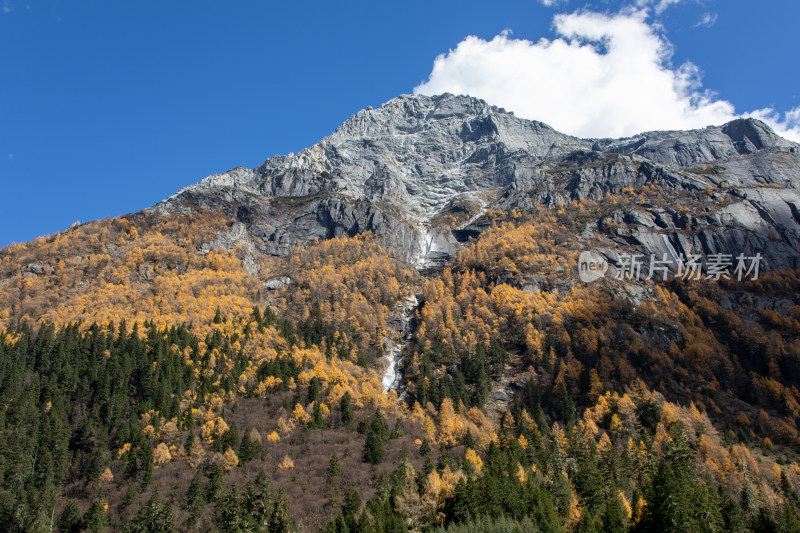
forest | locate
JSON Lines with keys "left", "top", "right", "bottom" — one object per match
{"left": 1, "top": 205, "right": 800, "bottom": 532}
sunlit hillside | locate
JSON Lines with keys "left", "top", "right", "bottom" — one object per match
{"left": 2, "top": 201, "right": 800, "bottom": 532}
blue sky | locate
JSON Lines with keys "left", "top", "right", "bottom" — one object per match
{"left": 1, "top": 0, "right": 798, "bottom": 248}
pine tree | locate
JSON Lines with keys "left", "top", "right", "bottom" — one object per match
{"left": 601, "top": 493, "right": 630, "bottom": 533}
{"left": 125, "top": 448, "right": 139, "bottom": 479}
{"left": 269, "top": 490, "right": 292, "bottom": 533}
{"left": 245, "top": 470, "right": 274, "bottom": 532}
{"left": 463, "top": 429, "right": 475, "bottom": 449}
{"left": 327, "top": 512, "right": 348, "bottom": 533}
{"left": 252, "top": 306, "right": 263, "bottom": 328}
{"left": 140, "top": 447, "right": 154, "bottom": 489}
{"left": 327, "top": 452, "right": 343, "bottom": 484}
{"left": 576, "top": 511, "right": 600, "bottom": 533}
{"left": 419, "top": 439, "right": 431, "bottom": 457}
{"left": 750, "top": 507, "right": 779, "bottom": 532}
{"left": 125, "top": 489, "right": 175, "bottom": 533}
{"left": 556, "top": 383, "right": 576, "bottom": 425}
{"left": 215, "top": 486, "right": 244, "bottom": 533}
{"left": 369, "top": 410, "right": 388, "bottom": 441}
{"left": 362, "top": 410, "right": 388, "bottom": 465}
{"left": 423, "top": 456, "right": 435, "bottom": 476}
{"left": 639, "top": 425, "right": 721, "bottom": 533}
{"left": 185, "top": 469, "right": 207, "bottom": 518}
{"left": 339, "top": 392, "right": 353, "bottom": 427}
{"left": 781, "top": 470, "right": 799, "bottom": 506}
{"left": 308, "top": 376, "right": 322, "bottom": 404}
{"left": 217, "top": 422, "right": 239, "bottom": 453}
{"left": 719, "top": 485, "right": 746, "bottom": 533}
{"left": 362, "top": 431, "right": 385, "bottom": 465}
{"left": 120, "top": 483, "right": 137, "bottom": 514}
{"left": 342, "top": 488, "right": 362, "bottom": 531}
{"left": 239, "top": 429, "right": 262, "bottom": 463}
{"left": 437, "top": 443, "right": 452, "bottom": 472}
{"left": 778, "top": 502, "right": 800, "bottom": 533}
{"left": 311, "top": 401, "right": 325, "bottom": 429}
{"left": 740, "top": 464, "right": 757, "bottom": 521}
{"left": 58, "top": 501, "right": 82, "bottom": 533}
{"left": 82, "top": 498, "right": 108, "bottom": 533}
{"left": 207, "top": 464, "right": 225, "bottom": 503}
{"left": 389, "top": 419, "right": 404, "bottom": 439}
{"left": 356, "top": 511, "right": 376, "bottom": 533}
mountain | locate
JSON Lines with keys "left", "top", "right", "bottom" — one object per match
{"left": 2, "top": 93, "right": 800, "bottom": 532}
{"left": 156, "top": 93, "right": 800, "bottom": 270}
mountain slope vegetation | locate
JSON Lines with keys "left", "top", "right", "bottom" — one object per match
{"left": 2, "top": 200, "right": 800, "bottom": 532}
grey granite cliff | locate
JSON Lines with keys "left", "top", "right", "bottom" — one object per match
{"left": 155, "top": 93, "right": 800, "bottom": 271}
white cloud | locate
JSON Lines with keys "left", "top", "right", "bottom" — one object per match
{"left": 695, "top": 12, "right": 718, "bottom": 28}
{"left": 749, "top": 106, "right": 800, "bottom": 142}
{"left": 537, "top": 0, "right": 566, "bottom": 7}
{"left": 414, "top": 10, "right": 800, "bottom": 143}
{"left": 635, "top": 0, "right": 689, "bottom": 15}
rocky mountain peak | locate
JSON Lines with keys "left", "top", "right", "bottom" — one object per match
{"left": 721, "top": 117, "right": 783, "bottom": 152}
{"left": 155, "top": 93, "right": 800, "bottom": 271}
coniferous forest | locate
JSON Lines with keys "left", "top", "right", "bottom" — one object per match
{"left": 1, "top": 204, "right": 800, "bottom": 532}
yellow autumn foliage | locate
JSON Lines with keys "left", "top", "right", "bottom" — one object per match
{"left": 223, "top": 447, "right": 239, "bottom": 471}
{"left": 99, "top": 468, "right": 114, "bottom": 483}
{"left": 117, "top": 443, "right": 131, "bottom": 458}
{"left": 465, "top": 448, "right": 483, "bottom": 473}
{"left": 153, "top": 442, "right": 172, "bottom": 465}
{"left": 277, "top": 455, "right": 294, "bottom": 471}
{"left": 200, "top": 416, "right": 230, "bottom": 443}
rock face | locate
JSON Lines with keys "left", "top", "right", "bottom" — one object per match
{"left": 382, "top": 295, "right": 419, "bottom": 394}
{"left": 155, "top": 93, "right": 800, "bottom": 271}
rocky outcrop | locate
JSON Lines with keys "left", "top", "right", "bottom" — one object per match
{"left": 154, "top": 93, "right": 800, "bottom": 271}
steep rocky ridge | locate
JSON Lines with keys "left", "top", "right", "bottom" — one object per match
{"left": 155, "top": 93, "right": 800, "bottom": 271}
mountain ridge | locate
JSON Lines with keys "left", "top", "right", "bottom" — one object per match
{"left": 155, "top": 93, "right": 800, "bottom": 271}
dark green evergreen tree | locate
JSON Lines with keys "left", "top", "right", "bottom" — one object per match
{"left": 185, "top": 468, "right": 207, "bottom": 519}
{"left": 362, "top": 431, "right": 385, "bottom": 465}
{"left": 637, "top": 424, "right": 722, "bottom": 533}
{"left": 125, "top": 489, "right": 175, "bottom": 533}
{"left": 207, "top": 463, "right": 225, "bottom": 503}
{"left": 269, "top": 490, "right": 292, "bottom": 533}
{"left": 215, "top": 486, "right": 244, "bottom": 533}
{"left": 244, "top": 470, "right": 274, "bottom": 532}
{"left": 556, "top": 382, "right": 576, "bottom": 425}
{"left": 328, "top": 452, "right": 343, "bottom": 484}
{"left": 419, "top": 439, "right": 431, "bottom": 457}
{"left": 311, "top": 401, "right": 325, "bottom": 429}
{"left": 239, "top": 429, "right": 262, "bottom": 463}
{"left": 58, "top": 501, "right": 82, "bottom": 533}
{"left": 339, "top": 392, "right": 353, "bottom": 427}
{"left": 81, "top": 498, "right": 108, "bottom": 533}
{"left": 342, "top": 488, "right": 362, "bottom": 531}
